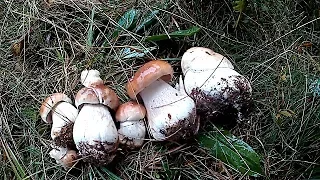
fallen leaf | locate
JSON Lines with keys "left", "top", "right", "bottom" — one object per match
{"left": 276, "top": 109, "right": 296, "bottom": 119}
{"left": 11, "top": 29, "right": 31, "bottom": 57}
{"left": 280, "top": 74, "right": 287, "bottom": 81}
{"left": 11, "top": 41, "right": 23, "bottom": 56}
{"left": 44, "top": 0, "right": 54, "bottom": 8}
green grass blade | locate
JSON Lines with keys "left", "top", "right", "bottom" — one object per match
{"left": 145, "top": 26, "right": 201, "bottom": 41}
{"left": 1, "top": 138, "right": 28, "bottom": 179}
{"left": 87, "top": 7, "right": 95, "bottom": 47}
{"left": 99, "top": 167, "right": 122, "bottom": 180}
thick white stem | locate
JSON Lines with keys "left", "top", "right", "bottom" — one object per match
{"left": 184, "top": 68, "right": 251, "bottom": 100}
{"left": 118, "top": 120, "right": 146, "bottom": 148}
{"left": 183, "top": 68, "right": 252, "bottom": 121}
{"left": 139, "top": 79, "right": 196, "bottom": 140}
{"left": 73, "top": 104, "right": 119, "bottom": 166}
{"left": 51, "top": 102, "right": 78, "bottom": 140}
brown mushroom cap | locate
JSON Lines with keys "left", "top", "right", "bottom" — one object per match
{"left": 75, "top": 84, "right": 120, "bottom": 110}
{"left": 39, "top": 93, "right": 72, "bottom": 123}
{"left": 126, "top": 60, "right": 174, "bottom": 100}
{"left": 115, "top": 101, "right": 146, "bottom": 122}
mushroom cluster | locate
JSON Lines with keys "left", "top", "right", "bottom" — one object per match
{"left": 73, "top": 70, "right": 120, "bottom": 165}
{"left": 39, "top": 46, "right": 252, "bottom": 169}
{"left": 40, "top": 93, "right": 79, "bottom": 168}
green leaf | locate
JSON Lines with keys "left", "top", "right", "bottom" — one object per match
{"left": 233, "top": 0, "right": 247, "bottom": 12}
{"left": 118, "top": 9, "right": 139, "bottom": 30}
{"left": 145, "top": 26, "right": 201, "bottom": 41}
{"left": 135, "top": 10, "right": 159, "bottom": 32}
{"left": 233, "top": 0, "right": 247, "bottom": 28}
{"left": 55, "top": 50, "right": 64, "bottom": 63}
{"left": 112, "top": 9, "right": 139, "bottom": 38}
{"left": 198, "top": 130, "right": 264, "bottom": 177}
{"left": 87, "top": 7, "right": 95, "bottom": 47}
{"left": 161, "top": 57, "right": 181, "bottom": 61}
{"left": 119, "top": 46, "right": 157, "bottom": 59}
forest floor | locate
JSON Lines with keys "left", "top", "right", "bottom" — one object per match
{"left": 0, "top": 0, "right": 320, "bottom": 179}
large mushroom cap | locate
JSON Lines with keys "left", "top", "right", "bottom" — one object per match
{"left": 75, "top": 84, "right": 120, "bottom": 110}
{"left": 181, "top": 47, "right": 234, "bottom": 75}
{"left": 115, "top": 101, "right": 146, "bottom": 122}
{"left": 39, "top": 93, "right": 73, "bottom": 123}
{"left": 126, "top": 60, "right": 174, "bottom": 100}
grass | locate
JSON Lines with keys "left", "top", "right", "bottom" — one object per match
{"left": 0, "top": 0, "right": 320, "bottom": 179}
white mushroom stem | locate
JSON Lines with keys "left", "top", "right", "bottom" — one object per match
{"left": 139, "top": 79, "right": 196, "bottom": 140}
{"left": 51, "top": 102, "right": 78, "bottom": 140}
{"left": 183, "top": 67, "right": 252, "bottom": 120}
{"left": 118, "top": 120, "right": 146, "bottom": 148}
{"left": 183, "top": 68, "right": 243, "bottom": 99}
{"left": 73, "top": 104, "right": 118, "bottom": 164}
{"left": 73, "top": 104, "right": 118, "bottom": 149}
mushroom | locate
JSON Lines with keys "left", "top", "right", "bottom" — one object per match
{"left": 115, "top": 101, "right": 146, "bottom": 149}
{"left": 39, "top": 93, "right": 78, "bottom": 149}
{"left": 126, "top": 60, "right": 198, "bottom": 141}
{"left": 49, "top": 145, "right": 79, "bottom": 169}
{"left": 73, "top": 70, "right": 120, "bottom": 165}
{"left": 80, "top": 69, "right": 104, "bottom": 88}
{"left": 180, "top": 47, "right": 253, "bottom": 121}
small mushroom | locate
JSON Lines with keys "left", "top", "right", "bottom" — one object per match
{"left": 39, "top": 93, "right": 78, "bottom": 149}
{"left": 180, "top": 47, "right": 253, "bottom": 121}
{"left": 49, "top": 145, "right": 79, "bottom": 169}
{"left": 126, "top": 60, "right": 198, "bottom": 141}
{"left": 115, "top": 101, "right": 146, "bottom": 149}
{"left": 73, "top": 70, "right": 120, "bottom": 165}
{"left": 80, "top": 69, "right": 104, "bottom": 88}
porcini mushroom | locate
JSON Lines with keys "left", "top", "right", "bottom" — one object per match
{"left": 39, "top": 93, "right": 78, "bottom": 149}
{"left": 80, "top": 69, "right": 104, "bottom": 88}
{"left": 180, "top": 47, "right": 253, "bottom": 121}
{"left": 115, "top": 101, "right": 146, "bottom": 149}
{"left": 126, "top": 60, "right": 198, "bottom": 141}
{"left": 49, "top": 145, "right": 79, "bottom": 169}
{"left": 73, "top": 70, "right": 120, "bottom": 165}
